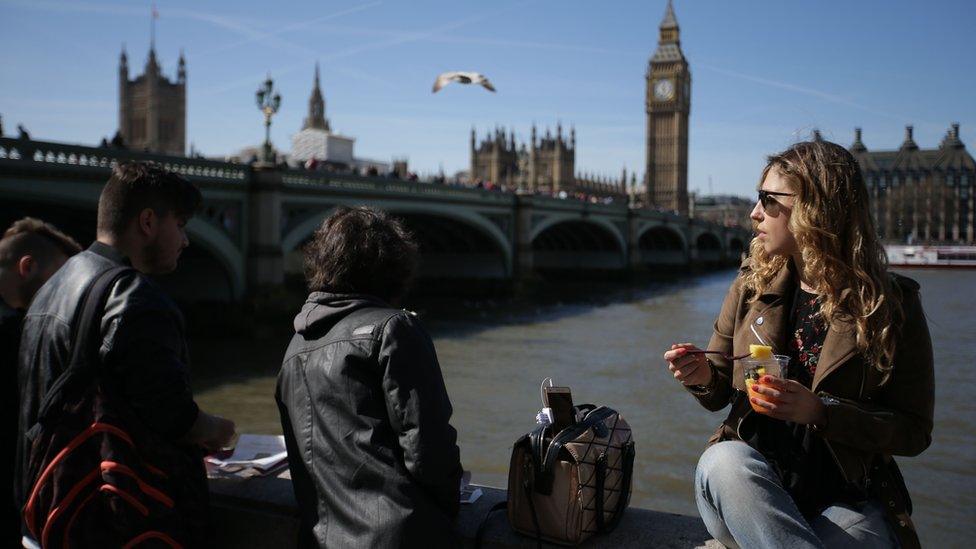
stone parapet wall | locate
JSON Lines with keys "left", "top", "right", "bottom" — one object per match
{"left": 208, "top": 475, "right": 719, "bottom": 548}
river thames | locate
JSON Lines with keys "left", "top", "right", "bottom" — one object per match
{"left": 195, "top": 268, "right": 975, "bottom": 547}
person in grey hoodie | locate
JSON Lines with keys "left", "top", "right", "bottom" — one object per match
{"left": 276, "top": 206, "right": 462, "bottom": 548}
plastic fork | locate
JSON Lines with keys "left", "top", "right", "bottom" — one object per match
{"left": 684, "top": 350, "right": 753, "bottom": 361}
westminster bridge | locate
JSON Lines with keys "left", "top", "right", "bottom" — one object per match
{"left": 0, "top": 137, "right": 750, "bottom": 301}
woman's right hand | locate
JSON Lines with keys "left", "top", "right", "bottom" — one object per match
{"left": 663, "top": 343, "right": 713, "bottom": 387}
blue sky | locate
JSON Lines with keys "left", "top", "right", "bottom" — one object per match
{"left": 1, "top": 0, "right": 973, "bottom": 196}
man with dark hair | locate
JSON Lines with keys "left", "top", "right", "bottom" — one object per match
{"left": 15, "top": 162, "right": 236, "bottom": 544}
{"left": 0, "top": 217, "right": 82, "bottom": 310}
{"left": 0, "top": 218, "right": 81, "bottom": 547}
{"left": 277, "top": 206, "right": 462, "bottom": 548}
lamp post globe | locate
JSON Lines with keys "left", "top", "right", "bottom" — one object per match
{"left": 255, "top": 75, "right": 281, "bottom": 164}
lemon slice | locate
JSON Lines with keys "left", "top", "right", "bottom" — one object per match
{"left": 750, "top": 344, "right": 773, "bottom": 360}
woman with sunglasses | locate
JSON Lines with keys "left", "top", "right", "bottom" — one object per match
{"left": 663, "top": 140, "right": 932, "bottom": 548}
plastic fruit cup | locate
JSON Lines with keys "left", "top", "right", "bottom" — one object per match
{"left": 744, "top": 355, "right": 790, "bottom": 413}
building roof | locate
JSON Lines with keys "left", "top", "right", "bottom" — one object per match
{"left": 851, "top": 124, "right": 975, "bottom": 173}
{"left": 660, "top": 0, "right": 678, "bottom": 30}
{"left": 651, "top": 43, "right": 685, "bottom": 63}
{"left": 651, "top": 0, "right": 684, "bottom": 63}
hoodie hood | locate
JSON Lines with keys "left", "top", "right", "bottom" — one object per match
{"left": 294, "top": 292, "right": 391, "bottom": 337}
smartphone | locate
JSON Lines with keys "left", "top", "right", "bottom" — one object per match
{"left": 543, "top": 386, "right": 575, "bottom": 433}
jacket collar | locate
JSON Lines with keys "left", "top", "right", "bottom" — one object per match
{"left": 305, "top": 292, "right": 390, "bottom": 308}
{"left": 88, "top": 241, "right": 133, "bottom": 267}
{"left": 813, "top": 305, "right": 858, "bottom": 392}
{"left": 748, "top": 259, "right": 860, "bottom": 391}
{"left": 757, "top": 258, "right": 795, "bottom": 299}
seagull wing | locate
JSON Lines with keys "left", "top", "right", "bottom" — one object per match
{"left": 479, "top": 77, "right": 496, "bottom": 92}
{"left": 432, "top": 72, "right": 457, "bottom": 93}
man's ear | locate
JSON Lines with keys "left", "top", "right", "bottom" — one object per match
{"left": 16, "top": 255, "right": 36, "bottom": 279}
{"left": 137, "top": 207, "right": 158, "bottom": 238}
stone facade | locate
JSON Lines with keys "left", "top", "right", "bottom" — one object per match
{"left": 469, "top": 124, "right": 627, "bottom": 199}
{"left": 645, "top": 0, "right": 691, "bottom": 215}
{"left": 851, "top": 124, "right": 975, "bottom": 244}
{"left": 692, "top": 194, "right": 754, "bottom": 231}
{"left": 118, "top": 46, "right": 186, "bottom": 156}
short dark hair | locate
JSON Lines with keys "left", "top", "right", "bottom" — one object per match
{"left": 303, "top": 206, "right": 419, "bottom": 302}
{"left": 97, "top": 161, "right": 202, "bottom": 236}
{"left": 0, "top": 217, "right": 83, "bottom": 268}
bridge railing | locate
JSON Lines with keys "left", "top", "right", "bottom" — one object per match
{"left": 280, "top": 168, "right": 516, "bottom": 204}
{"left": 0, "top": 137, "right": 249, "bottom": 184}
{"left": 0, "top": 137, "right": 751, "bottom": 245}
{"left": 523, "top": 193, "right": 629, "bottom": 214}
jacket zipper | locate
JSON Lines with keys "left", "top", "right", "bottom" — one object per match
{"left": 820, "top": 437, "right": 852, "bottom": 485}
{"left": 817, "top": 392, "right": 894, "bottom": 488}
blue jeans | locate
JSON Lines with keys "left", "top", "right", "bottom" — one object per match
{"left": 695, "top": 441, "right": 898, "bottom": 548}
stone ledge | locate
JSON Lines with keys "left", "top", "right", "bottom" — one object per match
{"left": 209, "top": 474, "right": 720, "bottom": 548}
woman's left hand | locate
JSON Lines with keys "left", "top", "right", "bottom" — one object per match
{"left": 750, "top": 376, "right": 827, "bottom": 426}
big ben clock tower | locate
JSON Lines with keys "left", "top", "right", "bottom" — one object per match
{"left": 645, "top": 0, "right": 691, "bottom": 214}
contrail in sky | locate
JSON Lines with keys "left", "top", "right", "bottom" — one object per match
{"left": 696, "top": 62, "right": 929, "bottom": 125}
{"left": 4, "top": 0, "right": 380, "bottom": 61}
{"left": 194, "top": 2, "right": 384, "bottom": 58}
{"left": 196, "top": 3, "right": 533, "bottom": 97}
{"left": 7, "top": 0, "right": 933, "bottom": 131}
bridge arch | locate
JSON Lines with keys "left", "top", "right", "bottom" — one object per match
{"left": 693, "top": 231, "right": 724, "bottom": 264}
{"left": 728, "top": 235, "right": 746, "bottom": 256}
{"left": 637, "top": 225, "right": 686, "bottom": 251}
{"left": 184, "top": 218, "right": 245, "bottom": 300}
{"left": 636, "top": 224, "right": 688, "bottom": 265}
{"left": 280, "top": 205, "right": 512, "bottom": 278}
{"left": 530, "top": 218, "right": 627, "bottom": 270}
{"left": 695, "top": 232, "right": 722, "bottom": 250}
{"left": 529, "top": 216, "right": 627, "bottom": 254}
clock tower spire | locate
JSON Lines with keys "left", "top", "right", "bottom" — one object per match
{"left": 645, "top": 0, "right": 691, "bottom": 214}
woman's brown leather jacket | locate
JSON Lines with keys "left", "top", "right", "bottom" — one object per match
{"left": 690, "top": 261, "right": 933, "bottom": 548}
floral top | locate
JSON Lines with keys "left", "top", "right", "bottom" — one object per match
{"left": 788, "top": 288, "right": 827, "bottom": 388}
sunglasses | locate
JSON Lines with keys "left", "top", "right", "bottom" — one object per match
{"left": 758, "top": 189, "right": 795, "bottom": 212}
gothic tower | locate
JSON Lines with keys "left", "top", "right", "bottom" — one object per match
{"left": 645, "top": 0, "right": 691, "bottom": 214}
{"left": 118, "top": 37, "right": 187, "bottom": 156}
{"left": 303, "top": 63, "right": 330, "bottom": 131}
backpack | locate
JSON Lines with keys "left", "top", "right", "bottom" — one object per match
{"left": 502, "top": 404, "right": 635, "bottom": 546}
{"left": 22, "top": 266, "right": 208, "bottom": 548}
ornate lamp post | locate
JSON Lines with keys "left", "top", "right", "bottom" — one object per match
{"left": 255, "top": 74, "right": 281, "bottom": 164}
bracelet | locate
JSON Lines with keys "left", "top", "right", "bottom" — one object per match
{"left": 810, "top": 395, "right": 837, "bottom": 432}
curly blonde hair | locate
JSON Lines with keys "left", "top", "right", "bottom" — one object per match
{"left": 743, "top": 140, "right": 903, "bottom": 381}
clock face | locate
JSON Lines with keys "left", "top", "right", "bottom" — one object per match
{"left": 654, "top": 78, "right": 674, "bottom": 100}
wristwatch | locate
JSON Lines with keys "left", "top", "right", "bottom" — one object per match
{"left": 686, "top": 358, "right": 718, "bottom": 395}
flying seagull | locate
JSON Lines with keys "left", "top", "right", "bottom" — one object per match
{"left": 432, "top": 71, "right": 496, "bottom": 93}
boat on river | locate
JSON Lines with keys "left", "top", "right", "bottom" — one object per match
{"left": 886, "top": 245, "right": 976, "bottom": 268}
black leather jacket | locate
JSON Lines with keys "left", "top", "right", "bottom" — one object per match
{"left": 276, "top": 293, "right": 462, "bottom": 549}
{"left": 14, "top": 242, "right": 200, "bottom": 511}
{"left": 2, "top": 304, "right": 23, "bottom": 545}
